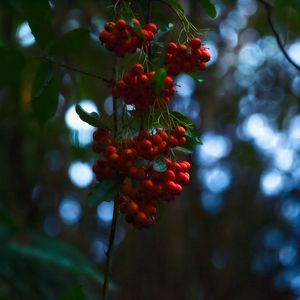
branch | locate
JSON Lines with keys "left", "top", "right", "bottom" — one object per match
{"left": 38, "top": 56, "right": 113, "bottom": 83}
{"left": 258, "top": 0, "right": 300, "bottom": 71}
{"left": 102, "top": 58, "right": 119, "bottom": 300}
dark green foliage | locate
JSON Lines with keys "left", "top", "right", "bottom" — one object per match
{"left": 151, "top": 68, "right": 167, "bottom": 96}
{"left": 196, "top": 0, "right": 217, "bottom": 18}
{"left": 0, "top": 47, "right": 25, "bottom": 87}
{"left": 75, "top": 104, "right": 110, "bottom": 129}
{"left": 20, "top": 0, "right": 54, "bottom": 48}
{"left": 59, "top": 286, "right": 85, "bottom": 300}
{"left": 88, "top": 180, "right": 122, "bottom": 206}
{"left": 31, "top": 63, "right": 59, "bottom": 125}
{"left": 49, "top": 28, "right": 90, "bottom": 56}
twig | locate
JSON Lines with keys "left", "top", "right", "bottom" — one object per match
{"left": 38, "top": 56, "right": 114, "bottom": 83}
{"left": 258, "top": 0, "right": 300, "bottom": 71}
{"left": 102, "top": 59, "right": 119, "bottom": 300}
{"left": 101, "top": 195, "right": 119, "bottom": 300}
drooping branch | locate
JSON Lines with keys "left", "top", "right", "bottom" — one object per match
{"left": 101, "top": 59, "right": 119, "bottom": 300}
{"left": 38, "top": 56, "right": 114, "bottom": 83}
{"left": 258, "top": 0, "right": 300, "bottom": 71}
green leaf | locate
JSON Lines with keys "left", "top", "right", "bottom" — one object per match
{"left": 185, "top": 130, "right": 203, "bottom": 148}
{"left": 151, "top": 68, "right": 167, "bottom": 96}
{"left": 169, "top": 111, "right": 200, "bottom": 135}
{"left": 153, "top": 156, "right": 167, "bottom": 172}
{"left": 0, "top": 47, "right": 25, "bottom": 87}
{"left": 20, "top": 0, "right": 54, "bottom": 48}
{"left": 59, "top": 286, "right": 85, "bottom": 300}
{"left": 75, "top": 104, "right": 110, "bottom": 129}
{"left": 32, "top": 63, "right": 59, "bottom": 125}
{"left": 2, "top": 236, "right": 110, "bottom": 287}
{"left": 188, "top": 72, "right": 204, "bottom": 84}
{"left": 197, "top": 0, "right": 217, "bottom": 18}
{"left": 49, "top": 28, "right": 90, "bottom": 56}
{"left": 88, "top": 179, "right": 122, "bottom": 207}
{"left": 174, "top": 146, "right": 193, "bottom": 154}
{"left": 154, "top": 23, "right": 174, "bottom": 42}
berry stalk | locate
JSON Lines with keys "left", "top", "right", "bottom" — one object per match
{"left": 102, "top": 61, "right": 119, "bottom": 300}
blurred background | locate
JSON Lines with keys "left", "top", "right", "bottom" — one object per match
{"left": 1, "top": 0, "right": 300, "bottom": 299}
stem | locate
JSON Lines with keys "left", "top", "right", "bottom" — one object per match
{"left": 102, "top": 59, "right": 119, "bottom": 300}
{"left": 38, "top": 56, "right": 113, "bottom": 83}
{"left": 101, "top": 196, "right": 119, "bottom": 300}
{"left": 258, "top": 0, "right": 300, "bottom": 71}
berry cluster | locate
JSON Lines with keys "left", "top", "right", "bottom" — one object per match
{"left": 165, "top": 38, "right": 211, "bottom": 76}
{"left": 112, "top": 64, "right": 176, "bottom": 110}
{"left": 99, "top": 18, "right": 157, "bottom": 57}
{"left": 92, "top": 127, "right": 190, "bottom": 228}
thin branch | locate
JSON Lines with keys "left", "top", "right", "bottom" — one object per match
{"left": 102, "top": 58, "right": 119, "bottom": 300}
{"left": 101, "top": 196, "right": 119, "bottom": 300}
{"left": 38, "top": 56, "right": 113, "bottom": 83}
{"left": 258, "top": 0, "right": 300, "bottom": 71}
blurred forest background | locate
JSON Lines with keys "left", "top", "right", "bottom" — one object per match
{"left": 1, "top": 0, "right": 300, "bottom": 299}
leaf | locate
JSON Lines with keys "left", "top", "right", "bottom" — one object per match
{"left": 151, "top": 68, "right": 167, "bottom": 96}
{"left": 59, "top": 286, "right": 85, "bottom": 300}
{"left": 0, "top": 47, "right": 25, "bottom": 87}
{"left": 153, "top": 156, "right": 167, "bottom": 172}
{"left": 49, "top": 28, "right": 90, "bottom": 56}
{"left": 154, "top": 23, "right": 174, "bottom": 42}
{"left": 188, "top": 72, "right": 204, "bottom": 84}
{"left": 75, "top": 104, "right": 110, "bottom": 129}
{"left": 20, "top": 0, "right": 54, "bottom": 48}
{"left": 88, "top": 179, "right": 122, "bottom": 207}
{"left": 2, "top": 236, "right": 111, "bottom": 287}
{"left": 169, "top": 111, "right": 200, "bottom": 135}
{"left": 173, "top": 146, "right": 193, "bottom": 154}
{"left": 197, "top": 0, "right": 217, "bottom": 18}
{"left": 32, "top": 63, "right": 59, "bottom": 125}
{"left": 185, "top": 130, "right": 203, "bottom": 148}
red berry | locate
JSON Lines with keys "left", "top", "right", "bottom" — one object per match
{"left": 105, "top": 145, "right": 118, "bottom": 155}
{"left": 144, "top": 23, "right": 157, "bottom": 33}
{"left": 189, "top": 37, "right": 202, "bottom": 49}
{"left": 142, "top": 179, "right": 154, "bottom": 190}
{"left": 116, "top": 19, "right": 128, "bottom": 29}
{"left": 150, "top": 134, "right": 162, "bottom": 145}
{"left": 173, "top": 126, "right": 186, "bottom": 137}
{"left": 165, "top": 42, "right": 177, "bottom": 54}
{"left": 164, "top": 169, "right": 176, "bottom": 181}
{"left": 131, "top": 63, "right": 144, "bottom": 75}
{"left": 167, "top": 135, "right": 179, "bottom": 147}
{"left": 164, "top": 76, "right": 174, "bottom": 89}
{"left": 99, "top": 31, "right": 110, "bottom": 43}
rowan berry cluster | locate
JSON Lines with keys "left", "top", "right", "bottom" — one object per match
{"left": 92, "top": 127, "right": 190, "bottom": 228}
{"left": 99, "top": 18, "right": 157, "bottom": 57}
{"left": 112, "top": 64, "right": 175, "bottom": 110}
{"left": 165, "top": 38, "right": 211, "bottom": 76}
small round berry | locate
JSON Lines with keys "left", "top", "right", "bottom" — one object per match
{"left": 189, "top": 37, "right": 202, "bottom": 49}
{"left": 164, "top": 76, "right": 174, "bottom": 89}
{"left": 131, "top": 63, "right": 144, "bottom": 75}
{"left": 165, "top": 42, "right": 177, "bottom": 54}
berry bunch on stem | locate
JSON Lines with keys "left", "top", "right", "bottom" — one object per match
{"left": 76, "top": 0, "right": 211, "bottom": 298}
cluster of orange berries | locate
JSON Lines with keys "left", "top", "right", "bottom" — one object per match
{"left": 165, "top": 38, "right": 211, "bottom": 76}
{"left": 112, "top": 64, "right": 175, "bottom": 110}
{"left": 99, "top": 18, "right": 157, "bottom": 57}
{"left": 92, "top": 127, "right": 190, "bottom": 228}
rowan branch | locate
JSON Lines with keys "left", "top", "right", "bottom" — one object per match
{"left": 258, "top": 0, "right": 300, "bottom": 71}
{"left": 38, "top": 56, "right": 114, "bottom": 83}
